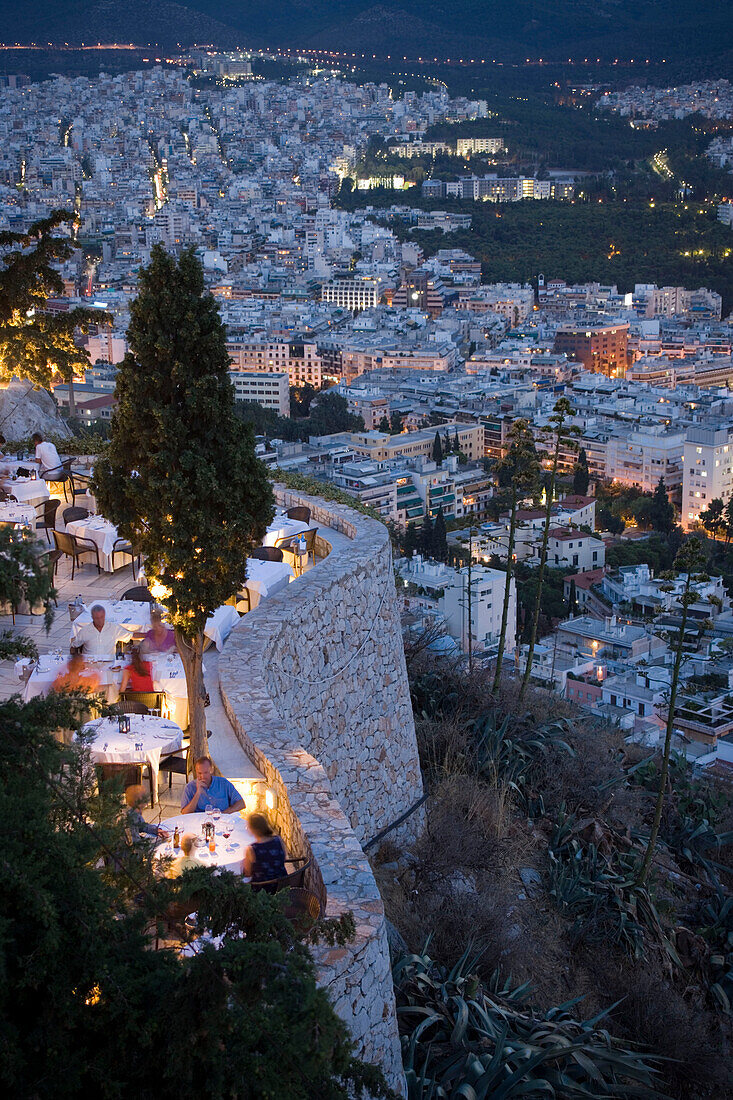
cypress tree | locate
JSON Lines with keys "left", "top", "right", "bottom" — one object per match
{"left": 432, "top": 431, "right": 443, "bottom": 467}
{"left": 573, "top": 448, "right": 590, "bottom": 496}
{"left": 94, "top": 247, "right": 274, "bottom": 759}
{"left": 418, "top": 515, "right": 434, "bottom": 557}
{"left": 432, "top": 506, "right": 448, "bottom": 562}
{"left": 404, "top": 520, "right": 418, "bottom": 558}
{"left": 378, "top": 415, "right": 390, "bottom": 433}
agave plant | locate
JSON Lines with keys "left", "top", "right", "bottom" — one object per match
{"left": 470, "top": 712, "right": 575, "bottom": 811}
{"left": 393, "top": 944, "right": 667, "bottom": 1099}
{"left": 699, "top": 888, "right": 733, "bottom": 1013}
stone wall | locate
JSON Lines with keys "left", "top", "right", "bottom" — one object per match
{"left": 219, "top": 488, "right": 424, "bottom": 1094}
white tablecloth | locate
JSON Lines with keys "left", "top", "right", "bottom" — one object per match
{"left": 21, "top": 650, "right": 190, "bottom": 729}
{"left": 204, "top": 605, "right": 241, "bottom": 649}
{"left": 263, "top": 515, "right": 311, "bottom": 547}
{"left": 5, "top": 476, "right": 50, "bottom": 509}
{"left": 243, "top": 557, "right": 294, "bottom": 609}
{"left": 81, "top": 713, "right": 183, "bottom": 796}
{"left": 71, "top": 599, "right": 154, "bottom": 644}
{"left": 0, "top": 501, "right": 36, "bottom": 526}
{"left": 65, "top": 516, "right": 120, "bottom": 571}
{"left": 155, "top": 812, "right": 255, "bottom": 875}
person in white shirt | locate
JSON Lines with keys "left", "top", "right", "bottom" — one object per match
{"left": 31, "top": 433, "right": 63, "bottom": 479}
{"left": 75, "top": 605, "right": 126, "bottom": 657}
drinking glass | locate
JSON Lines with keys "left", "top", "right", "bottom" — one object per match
{"left": 205, "top": 803, "right": 213, "bottom": 819}
{"left": 212, "top": 807, "right": 221, "bottom": 825}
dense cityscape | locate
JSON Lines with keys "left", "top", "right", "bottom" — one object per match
{"left": 2, "top": 31, "right": 733, "bottom": 1100}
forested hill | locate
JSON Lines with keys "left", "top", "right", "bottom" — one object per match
{"left": 1, "top": 0, "right": 731, "bottom": 68}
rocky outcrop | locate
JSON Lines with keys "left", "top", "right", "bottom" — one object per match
{"left": 0, "top": 380, "right": 71, "bottom": 442}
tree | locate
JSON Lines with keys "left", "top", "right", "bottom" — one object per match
{"left": 573, "top": 448, "right": 590, "bottom": 495}
{"left": 404, "top": 520, "right": 418, "bottom": 558}
{"left": 492, "top": 420, "right": 540, "bottom": 693}
{"left": 389, "top": 411, "right": 404, "bottom": 435}
{"left": 453, "top": 429, "right": 460, "bottom": 454}
{"left": 519, "top": 398, "right": 578, "bottom": 703}
{"left": 432, "top": 506, "right": 448, "bottom": 563}
{"left": 0, "top": 693, "right": 392, "bottom": 1099}
{"left": 648, "top": 477, "right": 676, "bottom": 534}
{"left": 638, "top": 537, "right": 706, "bottom": 886}
{"left": 0, "top": 210, "right": 109, "bottom": 393}
{"left": 94, "top": 247, "right": 274, "bottom": 760}
{"left": 567, "top": 577, "right": 579, "bottom": 616}
{"left": 290, "top": 382, "right": 316, "bottom": 418}
{"left": 418, "top": 515, "right": 434, "bottom": 557}
{"left": 432, "top": 431, "right": 443, "bottom": 467}
{"left": 0, "top": 526, "right": 56, "bottom": 659}
{"left": 308, "top": 391, "right": 364, "bottom": 435}
{"left": 724, "top": 496, "right": 733, "bottom": 544}
{"left": 378, "top": 415, "right": 391, "bottom": 434}
{"left": 700, "top": 497, "right": 725, "bottom": 541}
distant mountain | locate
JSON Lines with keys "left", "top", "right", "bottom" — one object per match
{"left": 0, "top": 0, "right": 731, "bottom": 66}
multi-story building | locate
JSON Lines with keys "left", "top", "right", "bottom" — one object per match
{"left": 226, "top": 338, "right": 328, "bottom": 388}
{"left": 455, "top": 137, "right": 504, "bottom": 157}
{"left": 544, "top": 528, "right": 606, "bottom": 572}
{"left": 682, "top": 424, "right": 733, "bottom": 529}
{"left": 554, "top": 323, "right": 629, "bottom": 377}
{"left": 455, "top": 283, "right": 534, "bottom": 324}
{"left": 347, "top": 423, "right": 483, "bottom": 464}
{"left": 320, "top": 277, "right": 380, "bottom": 312}
{"left": 604, "top": 426, "right": 685, "bottom": 493}
{"left": 440, "top": 565, "right": 515, "bottom": 655}
{"left": 229, "top": 370, "right": 290, "bottom": 416}
{"left": 391, "top": 268, "right": 455, "bottom": 317}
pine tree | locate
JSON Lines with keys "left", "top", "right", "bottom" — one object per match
{"left": 454, "top": 429, "right": 460, "bottom": 454}
{"left": 519, "top": 398, "right": 578, "bottom": 703}
{"left": 432, "top": 506, "right": 448, "bottom": 562}
{"left": 404, "top": 520, "right": 418, "bottom": 558}
{"left": 700, "top": 498, "right": 725, "bottom": 541}
{"left": 573, "top": 448, "right": 590, "bottom": 496}
{"left": 492, "top": 420, "right": 540, "bottom": 693}
{"left": 0, "top": 210, "right": 109, "bottom": 392}
{"left": 94, "top": 247, "right": 274, "bottom": 759}
{"left": 432, "top": 431, "right": 443, "bottom": 467}
{"left": 390, "top": 411, "right": 403, "bottom": 434}
{"left": 378, "top": 415, "right": 390, "bottom": 433}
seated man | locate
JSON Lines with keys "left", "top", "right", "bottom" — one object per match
{"left": 181, "top": 755, "right": 246, "bottom": 816}
{"left": 31, "top": 432, "right": 63, "bottom": 480}
{"left": 75, "top": 604, "right": 126, "bottom": 657}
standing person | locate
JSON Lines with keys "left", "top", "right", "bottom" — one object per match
{"left": 120, "top": 646, "right": 156, "bottom": 693}
{"left": 180, "top": 756, "right": 246, "bottom": 815}
{"left": 242, "top": 813, "right": 287, "bottom": 890}
{"left": 31, "top": 433, "right": 63, "bottom": 480}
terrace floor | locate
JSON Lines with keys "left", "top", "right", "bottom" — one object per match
{"left": 0, "top": 517, "right": 352, "bottom": 823}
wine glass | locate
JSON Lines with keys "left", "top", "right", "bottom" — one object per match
{"left": 212, "top": 807, "right": 221, "bottom": 827}
{"left": 205, "top": 803, "right": 213, "bottom": 821}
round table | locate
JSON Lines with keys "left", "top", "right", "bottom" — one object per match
{"left": 155, "top": 811, "right": 255, "bottom": 874}
{"left": 0, "top": 501, "right": 36, "bottom": 527}
{"left": 80, "top": 713, "right": 183, "bottom": 797}
{"left": 5, "top": 475, "right": 49, "bottom": 509}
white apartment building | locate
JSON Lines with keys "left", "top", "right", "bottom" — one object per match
{"left": 545, "top": 528, "right": 606, "bottom": 572}
{"left": 455, "top": 137, "right": 504, "bottom": 157}
{"left": 321, "top": 278, "right": 380, "bottom": 311}
{"left": 604, "top": 427, "right": 685, "bottom": 492}
{"left": 682, "top": 424, "right": 733, "bottom": 529}
{"left": 440, "top": 565, "right": 516, "bottom": 655}
{"left": 229, "top": 370, "right": 290, "bottom": 416}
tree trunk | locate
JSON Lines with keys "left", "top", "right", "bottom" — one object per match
{"left": 176, "top": 627, "right": 209, "bottom": 761}
{"left": 68, "top": 374, "right": 76, "bottom": 420}
{"left": 492, "top": 494, "right": 518, "bottom": 694}
{"left": 637, "top": 576, "right": 691, "bottom": 886}
{"left": 519, "top": 451, "right": 559, "bottom": 703}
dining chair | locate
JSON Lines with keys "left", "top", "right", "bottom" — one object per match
{"left": 63, "top": 505, "right": 90, "bottom": 526}
{"left": 285, "top": 505, "right": 311, "bottom": 524}
{"left": 251, "top": 546, "right": 283, "bottom": 562}
{"left": 112, "top": 538, "right": 140, "bottom": 577}
{"left": 121, "top": 585, "right": 154, "bottom": 603}
{"left": 51, "top": 529, "right": 101, "bottom": 578}
{"left": 35, "top": 498, "right": 60, "bottom": 544}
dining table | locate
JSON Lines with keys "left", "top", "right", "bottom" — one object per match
{"left": 4, "top": 473, "right": 50, "bottom": 509}
{"left": 19, "top": 649, "right": 191, "bottom": 728}
{"left": 154, "top": 811, "right": 256, "bottom": 875}
{"left": 242, "top": 556, "right": 295, "bottom": 609}
{"left": 262, "top": 513, "right": 311, "bottom": 548}
{"left": 0, "top": 500, "right": 36, "bottom": 527}
{"left": 65, "top": 515, "right": 121, "bottom": 571}
{"left": 71, "top": 598, "right": 154, "bottom": 643}
{"left": 80, "top": 712, "right": 184, "bottom": 797}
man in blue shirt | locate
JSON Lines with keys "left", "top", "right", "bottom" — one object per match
{"left": 181, "top": 755, "right": 246, "bottom": 815}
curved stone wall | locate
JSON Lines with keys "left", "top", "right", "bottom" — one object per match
{"left": 219, "top": 488, "right": 424, "bottom": 1093}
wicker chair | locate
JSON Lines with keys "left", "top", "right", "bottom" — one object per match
{"left": 250, "top": 857, "right": 312, "bottom": 896}
{"left": 122, "top": 586, "right": 154, "bottom": 603}
{"left": 119, "top": 689, "right": 164, "bottom": 713}
{"left": 35, "top": 498, "right": 60, "bottom": 544}
{"left": 250, "top": 546, "right": 283, "bottom": 562}
{"left": 158, "top": 741, "right": 192, "bottom": 788}
{"left": 63, "top": 505, "right": 90, "bottom": 526}
{"left": 285, "top": 505, "right": 311, "bottom": 523}
{"left": 44, "top": 462, "right": 73, "bottom": 503}
{"left": 112, "top": 538, "right": 140, "bottom": 577}
{"left": 281, "top": 888, "right": 322, "bottom": 932}
{"left": 115, "top": 699, "right": 149, "bottom": 715}
{"left": 51, "top": 529, "right": 101, "bottom": 578}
